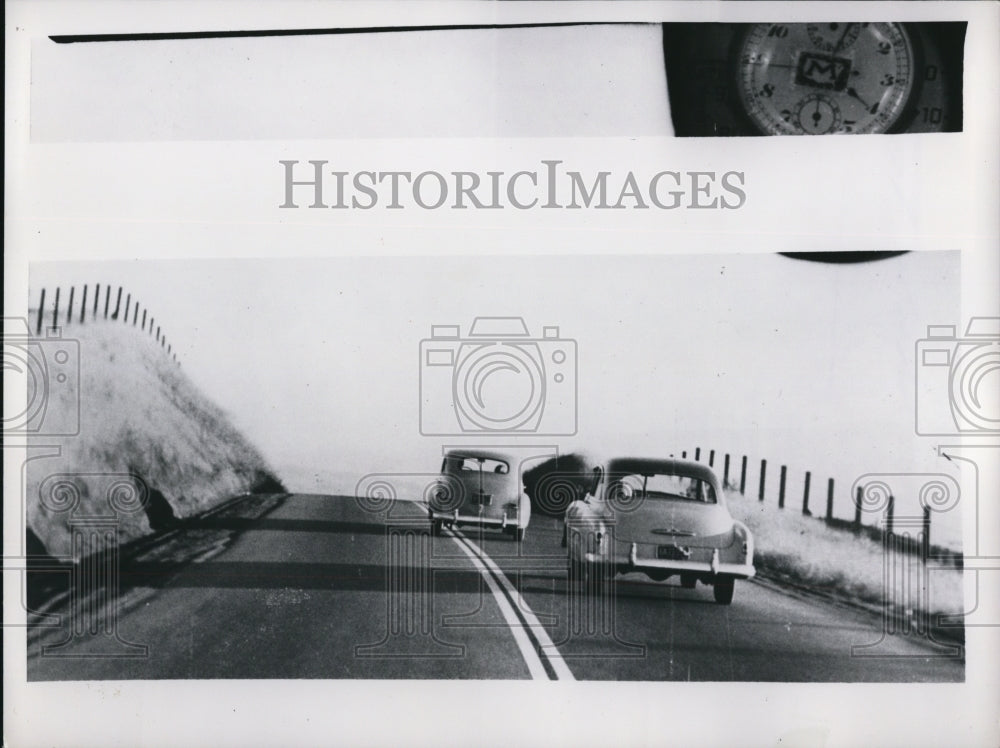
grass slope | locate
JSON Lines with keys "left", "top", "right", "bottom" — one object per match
{"left": 25, "top": 318, "right": 283, "bottom": 558}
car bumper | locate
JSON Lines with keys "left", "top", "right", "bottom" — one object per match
{"left": 581, "top": 545, "right": 755, "bottom": 580}
{"left": 428, "top": 509, "right": 522, "bottom": 530}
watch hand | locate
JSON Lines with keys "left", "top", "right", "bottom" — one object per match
{"left": 833, "top": 23, "right": 855, "bottom": 53}
{"left": 846, "top": 86, "right": 873, "bottom": 111}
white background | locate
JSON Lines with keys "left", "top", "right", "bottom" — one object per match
{"left": 5, "top": 2, "right": 1000, "bottom": 747}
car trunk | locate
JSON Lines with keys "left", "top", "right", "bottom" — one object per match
{"left": 610, "top": 498, "right": 734, "bottom": 548}
{"left": 455, "top": 467, "right": 516, "bottom": 513}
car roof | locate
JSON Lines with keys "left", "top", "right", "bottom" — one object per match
{"left": 443, "top": 449, "right": 514, "bottom": 464}
{"left": 605, "top": 457, "right": 721, "bottom": 486}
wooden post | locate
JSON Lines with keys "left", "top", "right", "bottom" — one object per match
{"left": 141, "top": 309, "right": 147, "bottom": 331}
{"left": 681, "top": 451, "right": 687, "bottom": 459}
{"left": 93, "top": 283, "right": 100, "bottom": 316}
{"left": 826, "top": 478, "right": 835, "bottom": 521}
{"left": 51, "top": 288, "right": 60, "bottom": 331}
{"left": 923, "top": 505, "right": 931, "bottom": 550}
{"left": 709, "top": 449, "right": 715, "bottom": 467}
{"left": 740, "top": 456, "right": 747, "bottom": 494}
{"left": 79, "top": 285, "right": 88, "bottom": 323}
{"left": 124, "top": 293, "right": 131, "bottom": 324}
{"left": 36, "top": 289, "right": 46, "bottom": 335}
{"left": 133, "top": 303, "right": 139, "bottom": 326}
{"left": 695, "top": 447, "right": 701, "bottom": 461}
{"left": 104, "top": 285, "right": 111, "bottom": 318}
{"left": 66, "top": 286, "right": 75, "bottom": 323}
{"left": 886, "top": 495, "right": 895, "bottom": 535}
{"left": 778, "top": 465, "right": 787, "bottom": 508}
{"left": 758, "top": 459, "right": 767, "bottom": 501}
{"left": 156, "top": 326, "right": 160, "bottom": 342}
{"left": 723, "top": 454, "right": 730, "bottom": 485}
{"left": 854, "top": 486, "right": 863, "bottom": 527}
{"left": 802, "top": 471, "right": 812, "bottom": 515}
{"left": 111, "top": 287, "right": 122, "bottom": 320}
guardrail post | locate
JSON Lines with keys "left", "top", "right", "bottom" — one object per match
{"left": 694, "top": 447, "right": 701, "bottom": 461}
{"left": 681, "top": 451, "right": 687, "bottom": 459}
{"left": 708, "top": 449, "right": 715, "bottom": 467}
{"left": 36, "top": 289, "right": 46, "bottom": 334}
{"left": 79, "top": 285, "right": 88, "bottom": 323}
{"left": 826, "top": 478, "right": 835, "bottom": 521}
{"left": 111, "top": 287, "right": 122, "bottom": 320}
{"left": 758, "top": 459, "right": 767, "bottom": 501}
{"left": 93, "top": 283, "right": 101, "bottom": 317}
{"left": 141, "top": 309, "right": 147, "bottom": 331}
{"left": 156, "top": 326, "right": 160, "bottom": 343}
{"left": 740, "top": 456, "right": 747, "bottom": 494}
{"left": 886, "top": 495, "right": 895, "bottom": 535}
{"left": 778, "top": 465, "right": 787, "bottom": 508}
{"left": 123, "top": 293, "right": 131, "bottom": 324}
{"left": 723, "top": 453, "right": 730, "bottom": 485}
{"left": 132, "top": 303, "right": 139, "bottom": 326}
{"left": 854, "top": 486, "right": 863, "bottom": 527}
{"left": 802, "top": 471, "right": 812, "bottom": 515}
{"left": 66, "top": 286, "right": 75, "bottom": 324}
{"left": 51, "top": 288, "right": 61, "bottom": 331}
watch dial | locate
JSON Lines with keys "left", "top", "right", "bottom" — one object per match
{"left": 737, "top": 23, "right": 916, "bottom": 135}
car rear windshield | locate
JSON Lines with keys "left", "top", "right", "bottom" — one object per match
{"left": 607, "top": 473, "right": 717, "bottom": 504}
{"left": 444, "top": 456, "right": 510, "bottom": 475}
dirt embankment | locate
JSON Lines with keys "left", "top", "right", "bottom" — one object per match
{"left": 24, "top": 317, "right": 284, "bottom": 558}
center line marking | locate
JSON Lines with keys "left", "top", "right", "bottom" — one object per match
{"left": 446, "top": 527, "right": 575, "bottom": 681}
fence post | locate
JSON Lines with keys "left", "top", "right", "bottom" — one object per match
{"left": 51, "top": 288, "right": 61, "bottom": 331}
{"left": 854, "top": 486, "right": 863, "bottom": 527}
{"left": 111, "top": 287, "right": 122, "bottom": 320}
{"left": 104, "top": 285, "right": 111, "bottom": 318}
{"left": 723, "top": 454, "right": 730, "bottom": 485}
{"left": 681, "top": 451, "right": 687, "bottom": 459}
{"left": 124, "top": 293, "right": 131, "bottom": 324}
{"left": 141, "top": 309, "right": 147, "bottom": 331}
{"left": 709, "top": 449, "right": 715, "bottom": 467}
{"left": 66, "top": 286, "right": 75, "bottom": 324}
{"left": 93, "top": 283, "right": 100, "bottom": 317}
{"left": 923, "top": 505, "right": 931, "bottom": 549}
{"left": 79, "top": 285, "right": 88, "bottom": 323}
{"left": 778, "top": 465, "right": 787, "bottom": 508}
{"left": 36, "top": 289, "right": 46, "bottom": 335}
{"left": 758, "top": 459, "right": 767, "bottom": 501}
{"left": 802, "top": 471, "right": 812, "bottom": 515}
{"left": 826, "top": 478, "right": 835, "bottom": 521}
{"left": 886, "top": 495, "right": 895, "bottom": 535}
{"left": 695, "top": 447, "right": 701, "bottom": 461}
{"left": 740, "top": 456, "right": 747, "bottom": 494}
{"left": 156, "top": 326, "right": 160, "bottom": 343}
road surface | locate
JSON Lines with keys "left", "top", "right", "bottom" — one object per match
{"left": 27, "top": 493, "right": 964, "bottom": 681}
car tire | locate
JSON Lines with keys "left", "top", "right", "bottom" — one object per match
{"left": 514, "top": 527, "right": 526, "bottom": 543}
{"left": 713, "top": 579, "right": 735, "bottom": 605}
{"left": 680, "top": 574, "right": 697, "bottom": 589}
{"left": 431, "top": 520, "right": 443, "bottom": 537}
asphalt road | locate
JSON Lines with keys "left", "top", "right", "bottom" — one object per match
{"left": 27, "top": 493, "right": 964, "bottom": 681}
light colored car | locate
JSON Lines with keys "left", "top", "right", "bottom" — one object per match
{"left": 564, "top": 457, "right": 755, "bottom": 604}
{"left": 427, "top": 450, "right": 531, "bottom": 541}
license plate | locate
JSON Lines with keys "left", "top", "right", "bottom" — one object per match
{"left": 656, "top": 545, "right": 689, "bottom": 561}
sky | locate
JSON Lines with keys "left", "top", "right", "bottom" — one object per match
{"left": 29, "top": 250, "right": 963, "bottom": 537}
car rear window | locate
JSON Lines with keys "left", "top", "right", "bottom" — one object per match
{"left": 608, "top": 473, "right": 717, "bottom": 504}
{"left": 444, "top": 456, "right": 510, "bottom": 474}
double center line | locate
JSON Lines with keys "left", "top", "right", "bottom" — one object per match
{"left": 445, "top": 527, "right": 574, "bottom": 681}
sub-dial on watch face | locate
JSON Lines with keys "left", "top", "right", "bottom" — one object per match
{"left": 737, "top": 22, "right": 916, "bottom": 135}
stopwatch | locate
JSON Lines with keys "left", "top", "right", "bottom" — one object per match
{"left": 736, "top": 22, "right": 917, "bottom": 135}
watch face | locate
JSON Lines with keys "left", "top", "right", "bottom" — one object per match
{"left": 737, "top": 22, "right": 917, "bottom": 135}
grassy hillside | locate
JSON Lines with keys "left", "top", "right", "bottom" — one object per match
{"left": 25, "top": 316, "right": 283, "bottom": 558}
